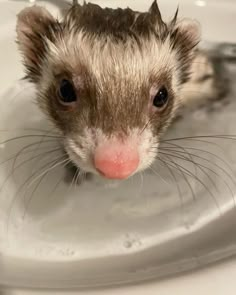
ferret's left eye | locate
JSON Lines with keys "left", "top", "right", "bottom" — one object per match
{"left": 58, "top": 79, "right": 77, "bottom": 104}
{"left": 153, "top": 87, "right": 168, "bottom": 109}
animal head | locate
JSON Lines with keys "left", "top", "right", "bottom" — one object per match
{"left": 16, "top": 1, "right": 200, "bottom": 179}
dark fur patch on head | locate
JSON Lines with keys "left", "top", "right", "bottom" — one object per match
{"left": 17, "top": 1, "right": 199, "bottom": 86}
{"left": 65, "top": 0, "right": 171, "bottom": 41}
{"left": 62, "top": 1, "right": 200, "bottom": 86}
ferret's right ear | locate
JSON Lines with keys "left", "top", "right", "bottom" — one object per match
{"left": 16, "top": 6, "right": 57, "bottom": 82}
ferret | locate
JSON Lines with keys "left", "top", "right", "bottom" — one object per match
{"left": 16, "top": 0, "right": 208, "bottom": 180}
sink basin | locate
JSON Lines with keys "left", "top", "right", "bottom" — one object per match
{"left": 1, "top": 0, "right": 236, "bottom": 294}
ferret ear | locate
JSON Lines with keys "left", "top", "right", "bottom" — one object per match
{"left": 171, "top": 18, "right": 201, "bottom": 51}
{"left": 175, "top": 18, "right": 201, "bottom": 45}
{"left": 16, "top": 6, "right": 58, "bottom": 82}
{"left": 170, "top": 18, "right": 201, "bottom": 83}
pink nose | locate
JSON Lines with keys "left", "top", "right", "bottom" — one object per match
{"left": 94, "top": 141, "right": 139, "bottom": 179}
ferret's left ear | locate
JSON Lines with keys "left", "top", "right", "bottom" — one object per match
{"left": 171, "top": 18, "right": 201, "bottom": 51}
{"left": 16, "top": 6, "right": 57, "bottom": 82}
{"left": 170, "top": 18, "right": 201, "bottom": 84}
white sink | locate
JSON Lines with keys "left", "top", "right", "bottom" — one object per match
{"left": 1, "top": 0, "right": 236, "bottom": 294}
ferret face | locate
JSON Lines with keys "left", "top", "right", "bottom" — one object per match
{"left": 16, "top": 1, "right": 200, "bottom": 179}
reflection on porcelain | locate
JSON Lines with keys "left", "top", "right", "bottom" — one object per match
{"left": 195, "top": 0, "right": 206, "bottom": 7}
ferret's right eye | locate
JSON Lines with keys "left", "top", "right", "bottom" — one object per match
{"left": 58, "top": 79, "right": 77, "bottom": 104}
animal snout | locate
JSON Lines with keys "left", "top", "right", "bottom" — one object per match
{"left": 94, "top": 140, "right": 139, "bottom": 179}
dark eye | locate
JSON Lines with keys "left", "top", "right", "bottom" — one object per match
{"left": 58, "top": 79, "right": 77, "bottom": 104}
{"left": 153, "top": 86, "right": 168, "bottom": 109}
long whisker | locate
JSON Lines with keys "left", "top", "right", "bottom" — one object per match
{"left": 23, "top": 171, "right": 49, "bottom": 221}
{"left": 149, "top": 166, "right": 171, "bottom": 186}
{"left": 159, "top": 147, "right": 236, "bottom": 191}
{"left": 160, "top": 155, "right": 222, "bottom": 214}
{"left": 160, "top": 141, "right": 198, "bottom": 181}
{"left": 138, "top": 170, "right": 144, "bottom": 196}
{"left": 160, "top": 142, "right": 234, "bottom": 176}
{"left": 6, "top": 155, "right": 69, "bottom": 237}
{"left": 23, "top": 158, "right": 71, "bottom": 220}
{"left": 162, "top": 154, "right": 197, "bottom": 202}
{"left": 48, "top": 173, "right": 67, "bottom": 200}
{"left": 0, "top": 139, "right": 58, "bottom": 169}
{"left": 27, "top": 133, "right": 62, "bottom": 177}
{"left": 159, "top": 150, "right": 235, "bottom": 203}
{"left": 0, "top": 134, "right": 62, "bottom": 145}
{"left": 155, "top": 156, "right": 184, "bottom": 209}
{"left": 75, "top": 168, "right": 82, "bottom": 185}
{"left": 0, "top": 147, "right": 63, "bottom": 192}
{"left": 162, "top": 137, "right": 226, "bottom": 153}
{"left": 162, "top": 135, "right": 236, "bottom": 142}
{"left": 11, "top": 139, "right": 61, "bottom": 172}
{"left": 23, "top": 157, "right": 70, "bottom": 193}
{"left": 0, "top": 127, "right": 61, "bottom": 136}
{"left": 69, "top": 167, "right": 80, "bottom": 191}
